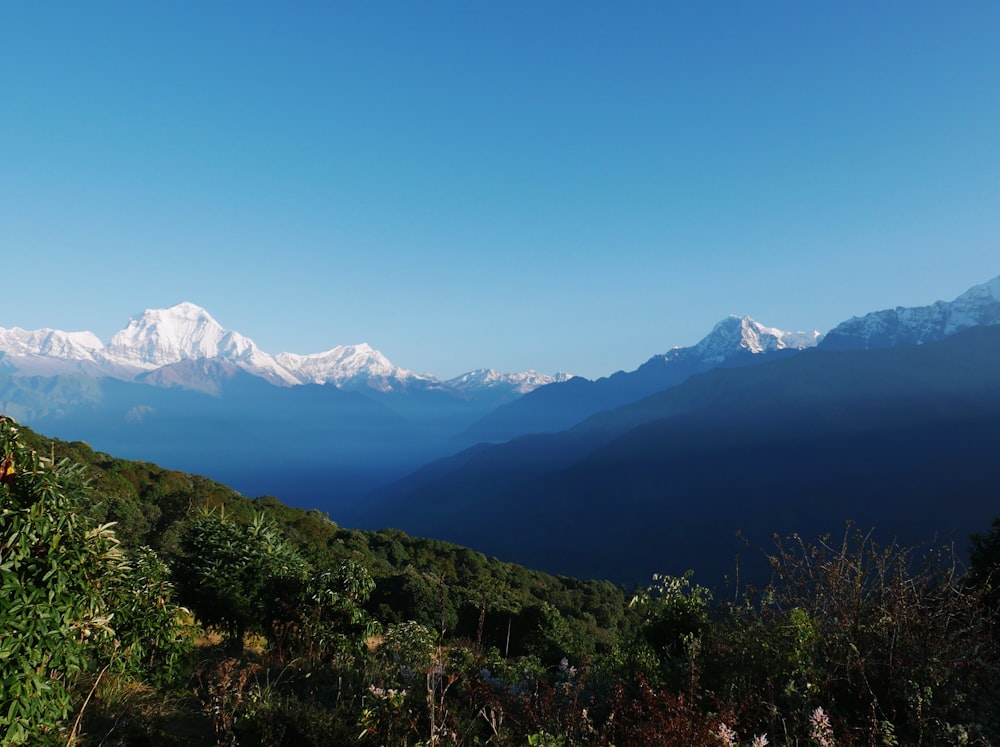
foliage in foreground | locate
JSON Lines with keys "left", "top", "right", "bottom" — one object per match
{"left": 0, "top": 417, "right": 192, "bottom": 745}
{"left": 3, "top": 417, "right": 1000, "bottom": 746}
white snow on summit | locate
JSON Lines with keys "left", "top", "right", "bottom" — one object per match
{"left": 0, "top": 327, "right": 106, "bottom": 376}
{"left": 102, "top": 302, "right": 299, "bottom": 384}
{"left": 0, "top": 301, "right": 566, "bottom": 395}
{"left": 944, "top": 275, "right": 1000, "bottom": 332}
{"left": 821, "top": 274, "right": 1000, "bottom": 351}
{"left": 445, "top": 368, "right": 575, "bottom": 395}
{"left": 0, "top": 327, "right": 103, "bottom": 361}
{"left": 276, "top": 344, "right": 432, "bottom": 391}
{"left": 668, "top": 315, "right": 820, "bottom": 364}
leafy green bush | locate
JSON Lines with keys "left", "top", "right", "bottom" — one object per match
{"left": 174, "top": 510, "right": 309, "bottom": 649}
{"left": 271, "top": 559, "right": 381, "bottom": 666}
{"left": 629, "top": 571, "right": 713, "bottom": 689}
{"left": 0, "top": 417, "right": 123, "bottom": 745}
{"left": 107, "top": 545, "right": 196, "bottom": 686}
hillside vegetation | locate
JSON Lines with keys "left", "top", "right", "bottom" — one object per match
{"left": 2, "top": 415, "right": 1000, "bottom": 746}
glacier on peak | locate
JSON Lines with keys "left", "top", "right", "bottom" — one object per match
{"left": 102, "top": 302, "right": 300, "bottom": 384}
{"left": 820, "top": 274, "right": 1000, "bottom": 351}
{"left": 275, "top": 344, "right": 431, "bottom": 390}
{"left": 445, "top": 368, "right": 575, "bottom": 394}
{"left": 0, "top": 327, "right": 103, "bottom": 360}
{"left": 666, "top": 315, "right": 820, "bottom": 364}
{"left": 0, "top": 301, "right": 567, "bottom": 396}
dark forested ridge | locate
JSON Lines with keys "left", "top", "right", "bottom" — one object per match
{"left": 359, "top": 325, "right": 1000, "bottom": 585}
{"left": 15, "top": 422, "right": 630, "bottom": 642}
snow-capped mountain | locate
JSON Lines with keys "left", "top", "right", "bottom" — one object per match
{"left": 276, "top": 344, "right": 435, "bottom": 392}
{"left": 0, "top": 327, "right": 105, "bottom": 375}
{"left": 4, "top": 273, "right": 999, "bottom": 402}
{"left": 0, "top": 327, "right": 103, "bottom": 360}
{"left": 820, "top": 275, "right": 1000, "bottom": 351}
{"left": 662, "top": 315, "right": 820, "bottom": 365}
{"left": 0, "top": 302, "right": 564, "bottom": 397}
{"left": 445, "top": 368, "right": 575, "bottom": 395}
{"left": 462, "top": 315, "right": 819, "bottom": 445}
{"left": 102, "top": 302, "right": 299, "bottom": 385}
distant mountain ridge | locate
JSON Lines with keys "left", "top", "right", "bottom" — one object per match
{"left": 0, "top": 302, "right": 568, "bottom": 399}
{"left": 665, "top": 315, "right": 820, "bottom": 363}
{"left": 0, "top": 303, "right": 579, "bottom": 502}
{"left": 3, "top": 273, "right": 999, "bottom": 529}
{"left": 462, "top": 314, "right": 821, "bottom": 443}
{"left": 351, "top": 273, "right": 1000, "bottom": 582}
{"left": 820, "top": 275, "right": 1000, "bottom": 351}
{"left": 6, "top": 274, "right": 999, "bottom": 403}
{"left": 360, "top": 323, "right": 1000, "bottom": 585}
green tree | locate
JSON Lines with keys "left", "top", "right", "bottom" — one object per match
{"left": 174, "top": 510, "right": 309, "bottom": 649}
{"left": 106, "top": 545, "right": 195, "bottom": 685}
{"left": 271, "top": 559, "right": 381, "bottom": 665}
{"left": 0, "top": 417, "right": 123, "bottom": 745}
{"left": 629, "top": 571, "right": 713, "bottom": 688}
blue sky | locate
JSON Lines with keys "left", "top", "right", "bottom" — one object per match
{"left": 2, "top": 2, "right": 998, "bottom": 379}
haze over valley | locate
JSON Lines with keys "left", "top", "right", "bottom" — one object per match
{"left": 4, "top": 275, "right": 1000, "bottom": 584}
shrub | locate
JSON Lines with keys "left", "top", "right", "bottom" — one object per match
{"left": 107, "top": 545, "right": 196, "bottom": 686}
{"left": 174, "top": 510, "right": 309, "bottom": 649}
{"left": 721, "top": 527, "right": 1000, "bottom": 744}
{"left": 0, "top": 417, "right": 123, "bottom": 745}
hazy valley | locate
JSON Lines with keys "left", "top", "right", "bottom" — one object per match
{"left": 4, "top": 275, "right": 1000, "bottom": 586}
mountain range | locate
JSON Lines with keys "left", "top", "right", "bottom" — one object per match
{"left": 0, "top": 301, "right": 571, "bottom": 396}
{"left": 3, "top": 275, "right": 1000, "bottom": 584}
{"left": 352, "top": 275, "right": 1000, "bottom": 583}
{"left": 0, "top": 299, "right": 820, "bottom": 500}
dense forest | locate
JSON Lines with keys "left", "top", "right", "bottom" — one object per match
{"left": 2, "top": 414, "right": 1000, "bottom": 746}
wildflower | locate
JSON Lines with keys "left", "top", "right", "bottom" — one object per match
{"left": 810, "top": 706, "right": 835, "bottom": 747}
{"left": 751, "top": 735, "right": 769, "bottom": 747}
{"left": 717, "top": 723, "right": 739, "bottom": 747}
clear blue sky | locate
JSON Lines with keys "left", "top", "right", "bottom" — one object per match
{"left": 2, "top": 2, "right": 998, "bottom": 379}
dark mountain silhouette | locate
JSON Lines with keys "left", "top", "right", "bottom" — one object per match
{"left": 462, "top": 316, "right": 816, "bottom": 444}
{"left": 357, "top": 325, "right": 1000, "bottom": 586}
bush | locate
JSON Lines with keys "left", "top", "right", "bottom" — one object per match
{"left": 0, "top": 417, "right": 123, "bottom": 745}
{"left": 107, "top": 545, "right": 196, "bottom": 686}
{"left": 714, "top": 527, "right": 1000, "bottom": 744}
{"left": 174, "top": 510, "right": 309, "bottom": 649}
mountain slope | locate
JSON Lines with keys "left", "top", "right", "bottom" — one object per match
{"left": 820, "top": 275, "right": 1000, "bottom": 351}
{"left": 358, "top": 325, "right": 1000, "bottom": 585}
{"left": 4, "top": 366, "right": 418, "bottom": 500}
{"left": 462, "top": 315, "right": 818, "bottom": 443}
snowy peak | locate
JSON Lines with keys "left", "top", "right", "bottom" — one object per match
{"left": 669, "top": 315, "right": 820, "bottom": 364}
{"left": 0, "top": 326, "right": 107, "bottom": 376}
{"left": 947, "top": 275, "right": 1000, "bottom": 330}
{"left": 0, "top": 303, "right": 569, "bottom": 398}
{"left": 820, "top": 274, "right": 1000, "bottom": 351}
{"left": 445, "top": 368, "right": 575, "bottom": 395}
{"left": 275, "top": 344, "right": 430, "bottom": 391}
{"left": 106, "top": 302, "right": 243, "bottom": 366}
{"left": 0, "top": 327, "right": 103, "bottom": 361}
{"left": 103, "top": 302, "right": 298, "bottom": 384}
